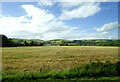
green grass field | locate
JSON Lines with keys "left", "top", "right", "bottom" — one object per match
{"left": 2, "top": 46, "right": 120, "bottom": 80}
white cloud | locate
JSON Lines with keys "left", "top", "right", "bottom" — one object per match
{"left": 0, "top": 4, "right": 77, "bottom": 40}
{"left": 102, "top": 31, "right": 108, "bottom": 34}
{"left": 38, "top": 0, "right": 55, "bottom": 7}
{"left": 59, "top": 2, "right": 101, "bottom": 20}
{"left": 80, "top": 30, "right": 86, "bottom": 32}
{"left": 21, "top": 5, "right": 55, "bottom": 24}
{"left": 60, "top": 2, "right": 83, "bottom": 9}
{"left": 97, "top": 22, "right": 118, "bottom": 32}
{"left": 77, "top": 32, "right": 117, "bottom": 40}
{"left": 59, "top": 0, "right": 119, "bottom": 2}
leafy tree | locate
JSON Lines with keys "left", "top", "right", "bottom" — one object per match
{"left": 0, "top": 34, "right": 15, "bottom": 47}
{"left": 39, "top": 43, "right": 43, "bottom": 46}
{"left": 24, "top": 41, "right": 29, "bottom": 46}
{"left": 30, "top": 41, "right": 34, "bottom": 46}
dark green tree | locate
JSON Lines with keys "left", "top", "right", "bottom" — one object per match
{"left": 30, "top": 41, "right": 34, "bottom": 46}
{"left": 0, "top": 34, "right": 15, "bottom": 47}
{"left": 39, "top": 43, "right": 43, "bottom": 46}
{"left": 24, "top": 41, "right": 29, "bottom": 46}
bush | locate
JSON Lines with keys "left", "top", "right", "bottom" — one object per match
{"left": 66, "top": 61, "right": 120, "bottom": 78}
{"left": 2, "top": 61, "right": 120, "bottom": 80}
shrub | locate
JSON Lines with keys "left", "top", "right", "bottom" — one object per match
{"left": 2, "top": 61, "right": 120, "bottom": 80}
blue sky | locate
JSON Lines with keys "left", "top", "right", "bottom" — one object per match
{"left": 0, "top": 1, "right": 118, "bottom": 40}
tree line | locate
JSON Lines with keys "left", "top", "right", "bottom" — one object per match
{"left": 0, "top": 34, "right": 119, "bottom": 47}
{"left": 0, "top": 35, "right": 43, "bottom": 47}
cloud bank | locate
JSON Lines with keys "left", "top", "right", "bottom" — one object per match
{"left": 59, "top": 2, "right": 101, "bottom": 20}
{"left": 0, "top": 4, "right": 77, "bottom": 40}
{"left": 97, "top": 22, "right": 118, "bottom": 32}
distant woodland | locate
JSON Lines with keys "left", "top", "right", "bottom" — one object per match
{"left": 0, "top": 34, "right": 119, "bottom": 47}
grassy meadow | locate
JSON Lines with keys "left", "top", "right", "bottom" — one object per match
{"left": 2, "top": 46, "right": 120, "bottom": 80}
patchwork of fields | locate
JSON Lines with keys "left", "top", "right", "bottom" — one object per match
{"left": 2, "top": 46, "right": 118, "bottom": 72}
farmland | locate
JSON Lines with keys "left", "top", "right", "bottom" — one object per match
{"left": 2, "top": 46, "right": 119, "bottom": 80}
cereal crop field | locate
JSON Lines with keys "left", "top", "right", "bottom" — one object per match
{"left": 2, "top": 46, "right": 118, "bottom": 72}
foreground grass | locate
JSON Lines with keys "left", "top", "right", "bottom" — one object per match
{"left": 2, "top": 61, "right": 120, "bottom": 81}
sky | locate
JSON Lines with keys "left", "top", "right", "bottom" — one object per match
{"left": 0, "top": 1, "right": 118, "bottom": 40}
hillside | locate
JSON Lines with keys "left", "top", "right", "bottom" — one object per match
{"left": 0, "top": 34, "right": 119, "bottom": 47}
